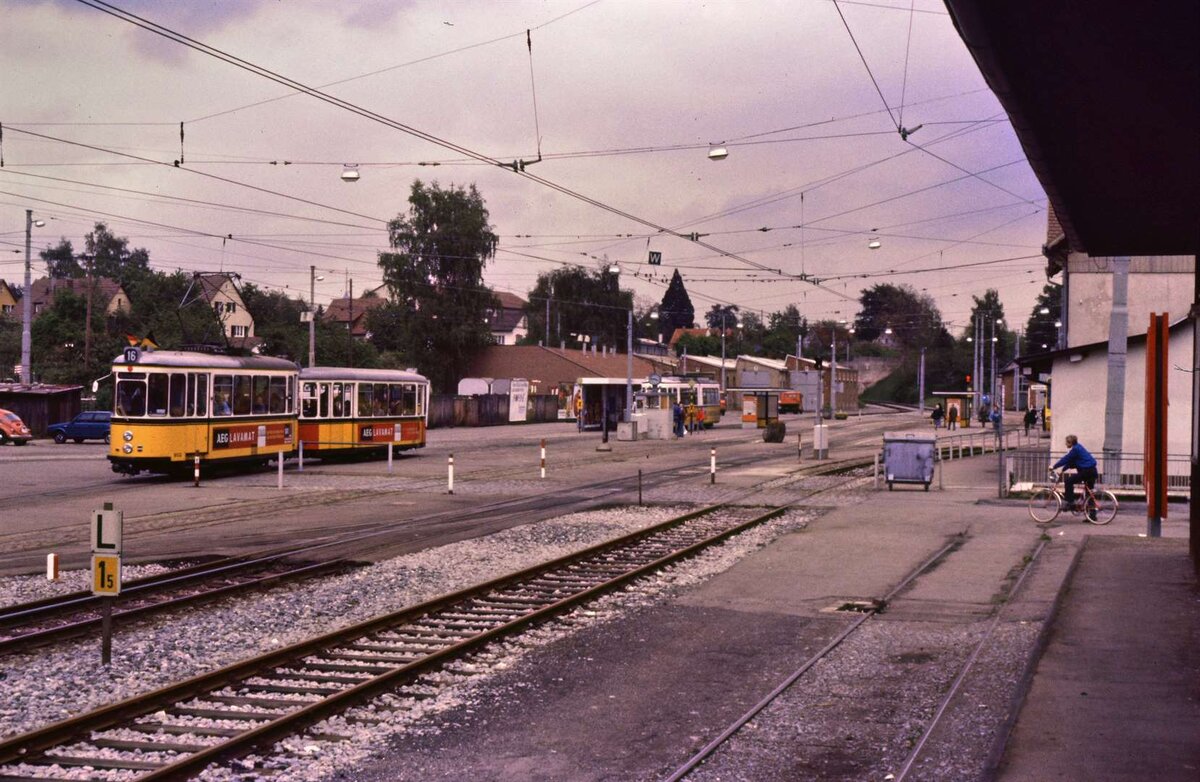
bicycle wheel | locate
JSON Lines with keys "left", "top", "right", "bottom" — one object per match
{"left": 1088, "top": 490, "right": 1119, "bottom": 525}
{"left": 1028, "top": 488, "right": 1062, "bottom": 523}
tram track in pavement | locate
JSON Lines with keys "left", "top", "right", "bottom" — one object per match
{"left": 0, "top": 472, "right": 863, "bottom": 781}
{"left": 0, "top": 449, "right": 873, "bottom": 659}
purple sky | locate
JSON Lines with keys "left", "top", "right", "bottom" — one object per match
{"left": 1, "top": 0, "right": 1048, "bottom": 333}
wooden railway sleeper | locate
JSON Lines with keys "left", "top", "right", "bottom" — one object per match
{"left": 128, "top": 723, "right": 245, "bottom": 738}
{"left": 91, "top": 736, "right": 210, "bottom": 754}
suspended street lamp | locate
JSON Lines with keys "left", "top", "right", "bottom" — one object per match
{"left": 340, "top": 164, "right": 361, "bottom": 183}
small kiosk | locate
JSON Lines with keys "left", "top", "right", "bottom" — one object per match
{"left": 729, "top": 388, "right": 781, "bottom": 429}
{"left": 573, "top": 376, "right": 646, "bottom": 433}
{"left": 931, "top": 391, "right": 977, "bottom": 428}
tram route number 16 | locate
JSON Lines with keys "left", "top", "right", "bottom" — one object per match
{"left": 92, "top": 554, "right": 121, "bottom": 596}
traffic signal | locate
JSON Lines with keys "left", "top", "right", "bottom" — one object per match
{"left": 815, "top": 357, "right": 825, "bottom": 370}
{"left": 966, "top": 373, "right": 972, "bottom": 385}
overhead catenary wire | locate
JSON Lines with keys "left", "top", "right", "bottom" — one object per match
{"left": 69, "top": 0, "right": 860, "bottom": 302}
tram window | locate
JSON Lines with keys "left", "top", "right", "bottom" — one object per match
{"left": 115, "top": 375, "right": 146, "bottom": 417}
{"left": 341, "top": 383, "right": 354, "bottom": 417}
{"left": 252, "top": 376, "right": 270, "bottom": 414}
{"left": 269, "top": 376, "right": 287, "bottom": 414}
{"left": 331, "top": 383, "right": 344, "bottom": 417}
{"left": 402, "top": 384, "right": 417, "bottom": 415}
{"left": 417, "top": 384, "right": 426, "bottom": 416}
{"left": 358, "top": 384, "right": 372, "bottom": 417}
{"left": 196, "top": 374, "right": 208, "bottom": 417}
{"left": 233, "top": 375, "right": 253, "bottom": 416}
{"left": 186, "top": 374, "right": 195, "bottom": 416}
{"left": 213, "top": 375, "right": 233, "bottom": 416}
{"left": 287, "top": 376, "right": 295, "bottom": 414}
{"left": 319, "top": 383, "right": 329, "bottom": 418}
{"left": 169, "top": 374, "right": 187, "bottom": 417}
{"left": 147, "top": 374, "right": 169, "bottom": 416}
{"left": 389, "top": 384, "right": 404, "bottom": 415}
{"left": 703, "top": 387, "right": 719, "bottom": 406}
{"left": 373, "top": 384, "right": 388, "bottom": 416}
{"left": 301, "top": 382, "right": 318, "bottom": 418}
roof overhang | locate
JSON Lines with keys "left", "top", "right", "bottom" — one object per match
{"left": 944, "top": 1, "right": 1200, "bottom": 256}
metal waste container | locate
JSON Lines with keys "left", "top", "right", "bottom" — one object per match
{"left": 882, "top": 432, "right": 936, "bottom": 491}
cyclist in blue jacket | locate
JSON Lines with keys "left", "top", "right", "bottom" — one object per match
{"left": 1051, "top": 434, "right": 1098, "bottom": 520}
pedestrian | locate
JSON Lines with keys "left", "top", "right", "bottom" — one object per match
{"left": 1023, "top": 406, "right": 1038, "bottom": 435}
{"left": 930, "top": 403, "right": 944, "bottom": 429}
{"left": 672, "top": 402, "right": 684, "bottom": 438}
{"left": 686, "top": 401, "right": 699, "bottom": 434}
{"left": 575, "top": 392, "right": 584, "bottom": 432}
{"left": 978, "top": 404, "right": 989, "bottom": 428}
{"left": 947, "top": 404, "right": 958, "bottom": 430}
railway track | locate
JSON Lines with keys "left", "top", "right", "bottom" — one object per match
{"left": 0, "top": 555, "right": 355, "bottom": 654}
{"left": 0, "top": 501, "right": 809, "bottom": 780}
{"left": 0, "top": 449, "right": 869, "bottom": 657}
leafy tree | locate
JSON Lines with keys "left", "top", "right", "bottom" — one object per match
{"left": 704, "top": 304, "right": 739, "bottom": 329}
{"left": 657, "top": 269, "right": 694, "bottom": 340}
{"left": 241, "top": 283, "right": 307, "bottom": 361}
{"left": 763, "top": 305, "right": 806, "bottom": 357}
{"left": 377, "top": 180, "right": 499, "bottom": 391}
{"left": 674, "top": 331, "right": 721, "bottom": 358}
{"left": 85, "top": 222, "right": 151, "bottom": 284}
{"left": 1024, "top": 282, "right": 1062, "bottom": 352}
{"left": 854, "top": 283, "right": 944, "bottom": 349}
{"left": 40, "top": 239, "right": 83, "bottom": 279}
{"left": 522, "top": 263, "right": 634, "bottom": 349}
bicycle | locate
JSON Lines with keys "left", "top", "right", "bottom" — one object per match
{"left": 1028, "top": 469, "right": 1118, "bottom": 524}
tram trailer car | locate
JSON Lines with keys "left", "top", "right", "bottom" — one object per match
{"left": 109, "top": 350, "right": 299, "bottom": 476}
{"left": 298, "top": 367, "right": 429, "bottom": 459}
{"left": 641, "top": 377, "right": 722, "bottom": 427}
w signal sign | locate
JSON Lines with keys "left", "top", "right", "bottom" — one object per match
{"left": 648, "top": 251, "right": 662, "bottom": 265}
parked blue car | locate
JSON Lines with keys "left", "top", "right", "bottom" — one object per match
{"left": 47, "top": 411, "right": 112, "bottom": 444}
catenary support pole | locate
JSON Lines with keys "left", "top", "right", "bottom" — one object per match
{"left": 1102, "top": 257, "right": 1130, "bottom": 486}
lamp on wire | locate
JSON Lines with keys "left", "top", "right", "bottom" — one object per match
{"left": 340, "top": 164, "right": 360, "bottom": 183}
{"left": 707, "top": 145, "right": 728, "bottom": 161}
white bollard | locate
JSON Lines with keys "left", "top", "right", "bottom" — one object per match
{"left": 873, "top": 452, "right": 880, "bottom": 489}
{"left": 540, "top": 438, "right": 546, "bottom": 479}
{"left": 46, "top": 553, "right": 59, "bottom": 581}
{"left": 277, "top": 454, "right": 284, "bottom": 489}
{"left": 193, "top": 454, "right": 201, "bottom": 487}
{"left": 298, "top": 439, "right": 304, "bottom": 472}
{"left": 710, "top": 447, "right": 716, "bottom": 484}
{"left": 387, "top": 443, "right": 394, "bottom": 473}
{"left": 448, "top": 453, "right": 455, "bottom": 495}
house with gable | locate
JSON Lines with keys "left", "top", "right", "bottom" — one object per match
{"left": 30, "top": 276, "right": 132, "bottom": 319}
{"left": 0, "top": 279, "right": 19, "bottom": 318}
{"left": 194, "top": 272, "right": 261, "bottom": 351}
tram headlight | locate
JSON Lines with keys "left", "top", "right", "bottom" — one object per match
{"left": 123, "top": 430, "right": 134, "bottom": 442}
{"left": 122, "top": 444, "right": 133, "bottom": 454}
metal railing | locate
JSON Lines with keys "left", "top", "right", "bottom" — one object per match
{"left": 934, "top": 429, "right": 1043, "bottom": 461}
{"left": 1005, "top": 450, "right": 1191, "bottom": 496}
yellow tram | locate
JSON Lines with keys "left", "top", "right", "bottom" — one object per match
{"left": 109, "top": 349, "right": 298, "bottom": 476}
{"left": 642, "top": 377, "right": 722, "bottom": 428}
{"left": 298, "top": 367, "right": 429, "bottom": 458}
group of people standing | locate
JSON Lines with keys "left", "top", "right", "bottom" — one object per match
{"left": 672, "top": 402, "right": 703, "bottom": 437}
{"left": 929, "top": 403, "right": 960, "bottom": 430}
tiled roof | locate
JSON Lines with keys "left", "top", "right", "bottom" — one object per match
{"left": 494, "top": 291, "right": 527, "bottom": 309}
{"left": 466, "top": 345, "right": 663, "bottom": 388}
{"left": 30, "top": 277, "right": 126, "bottom": 311}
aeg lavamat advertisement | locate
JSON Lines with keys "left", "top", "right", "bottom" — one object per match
{"left": 212, "top": 423, "right": 293, "bottom": 450}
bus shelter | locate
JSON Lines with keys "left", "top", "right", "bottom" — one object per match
{"left": 931, "top": 391, "right": 976, "bottom": 428}
{"left": 574, "top": 376, "right": 646, "bottom": 433}
{"left": 728, "top": 387, "right": 781, "bottom": 429}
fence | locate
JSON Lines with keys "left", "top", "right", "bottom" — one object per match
{"left": 427, "top": 394, "right": 561, "bottom": 429}
{"left": 934, "top": 429, "right": 1043, "bottom": 461}
{"left": 1006, "top": 450, "right": 1191, "bottom": 497}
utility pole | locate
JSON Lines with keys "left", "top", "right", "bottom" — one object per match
{"left": 83, "top": 254, "right": 95, "bottom": 374}
{"left": 918, "top": 347, "right": 926, "bottom": 413}
{"left": 308, "top": 265, "right": 316, "bottom": 368}
{"left": 347, "top": 277, "right": 354, "bottom": 369}
{"left": 830, "top": 329, "right": 837, "bottom": 414}
{"left": 1103, "top": 256, "right": 1131, "bottom": 485}
{"left": 20, "top": 210, "right": 33, "bottom": 385}
{"left": 625, "top": 308, "right": 633, "bottom": 423}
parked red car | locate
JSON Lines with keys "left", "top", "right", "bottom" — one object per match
{"left": 0, "top": 408, "right": 32, "bottom": 445}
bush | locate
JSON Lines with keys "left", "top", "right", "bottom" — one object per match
{"left": 763, "top": 420, "right": 787, "bottom": 443}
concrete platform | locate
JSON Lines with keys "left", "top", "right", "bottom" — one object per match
{"left": 344, "top": 438, "right": 1200, "bottom": 780}
{"left": 996, "top": 535, "right": 1200, "bottom": 781}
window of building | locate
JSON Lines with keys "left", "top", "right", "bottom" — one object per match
{"left": 231, "top": 325, "right": 248, "bottom": 338}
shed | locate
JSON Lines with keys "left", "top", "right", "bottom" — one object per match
{"left": 0, "top": 383, "right": 84, "bottom": 436}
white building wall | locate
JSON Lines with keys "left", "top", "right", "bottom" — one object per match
{"left": 211, "top": 280, "right": 254, "bottom": 338}
{"left": 1065, "top": 255, "right": 1194, "bottom": 347}
{"left": 1050, "top": 326, "right": 1192, "bottom": 457}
